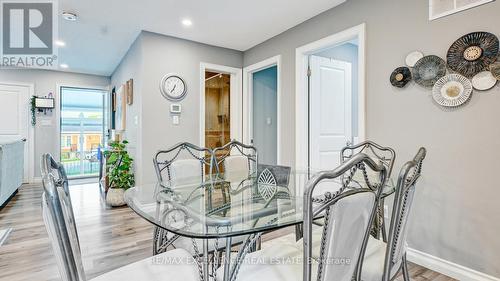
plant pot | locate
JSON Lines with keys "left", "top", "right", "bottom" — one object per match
{"left": 106, "top": 188, "right": 126, "bottom": 207}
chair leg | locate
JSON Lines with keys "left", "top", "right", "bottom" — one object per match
{"left": 295, "top": 224, "right": 303, "bottom": 241}
{"left": 402, "top": 254, "right": 411, "bottom": 281}
{"left": 380, "top": 198, "right": 388, "bottom": 242}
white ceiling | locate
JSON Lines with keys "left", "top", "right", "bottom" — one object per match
{"left": 57, "top": 0, "right": 346, "bottom": 76}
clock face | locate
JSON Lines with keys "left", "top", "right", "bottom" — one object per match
{"left": 160, "top": 74, "right": 187, "bottom": 101}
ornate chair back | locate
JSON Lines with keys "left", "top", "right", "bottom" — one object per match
{"left": 211, "top": 140, "right": 257, "bottom": 183}
{"left": 341, "top": 141, "right": 396, "bottom": 181}
{"left": 383, "top": 148, "right": 426, "bottom": 281}
{"left": 303, "top": 153, "right": 387, "bottom": 281}
{"left": 153, "top": 142, "right": 212, "bottom": 188}
{"left": 41, "top": 154, "right": 86, "bottom": 281}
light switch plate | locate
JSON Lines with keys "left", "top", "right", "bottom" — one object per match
{"left": 172, "top": 115, "right": 179, "bottom": 125}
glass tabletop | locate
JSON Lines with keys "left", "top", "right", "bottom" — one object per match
{"left": 124, "top": 171, "right": 396, "bottom": 239}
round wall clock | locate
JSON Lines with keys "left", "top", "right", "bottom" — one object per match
{"left": 160, "top": 74, "right": 187, "bottom": 101}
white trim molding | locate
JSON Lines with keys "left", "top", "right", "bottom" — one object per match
{"left": 295, "top": 23, "right": 366, "bottom": 173}
{"left": 242, "top": 55, "right": 282, "bottom": 164}
{"left": 199, "top": 63, "right": 243, "bottom": 148}
{"left": 407, "top": 248, "right": 500, "bottom": 281}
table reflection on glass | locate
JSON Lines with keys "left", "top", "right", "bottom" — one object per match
{"left": 124, "top": 171, "right": 395, "bottom": 281}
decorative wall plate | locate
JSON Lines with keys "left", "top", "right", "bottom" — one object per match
{"left": 390, "top": 67, "right": 412, "bottom": 88}
{"left": 432, "top": 74, "right": 472, "bottom": 107}
{"left": 447, "top": 32, "right": 499, "bottom": 78}
{"left": 405, "top": 51, "right": 424, "bottom": 67}
{"left": 413, "top": 55, "right": 447, "bottom": 87}
{"left": 471, "top": 71, "right": 497, "bottom": 91}
{"left": 490, "top": 63, "right": 500, "bottom": 80}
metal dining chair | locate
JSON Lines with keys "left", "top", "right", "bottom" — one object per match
{"left": 214, "top": 152, "right": 387, "bottom": 281}
{"left": 153, "top": 141, "right": 247, "bottom": 271}
{"left": 341, "top": 141, "right": 396, "bottom": 241}
{"left": 152, "top": 142, "right": 213, "bottom": 255}
{"left": 360, "top": 147, "right": 426, "bottom": 281}
{"left": 40, "top": 154, "right": 200, "bottom": 281}
{"left": 154, "top": 142, "right": 212, "bottom": 189}
{"left": 211, "top": 140, "right": 258, "bottom": 184}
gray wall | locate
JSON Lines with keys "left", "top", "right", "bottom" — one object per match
{"left": 110, "top": 36, "right": 145, "bottom": 183}
{"left": 111, "top": 31, "right": 243, "bottom": 184}
{"left": 316, "top": 43, "right": 359, "bottom": 137}
{"left": 253, "top": 66, "right": 278, "bottom": 165}
{"left": 0, "top": 69, "right": 110, "bottom": 178}
{"left": 243, "top": 0, "right": 500, "bottom": 277}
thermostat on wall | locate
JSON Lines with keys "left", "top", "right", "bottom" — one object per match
{"left": 170, "top": 103, "right": 182, "bottom": 114}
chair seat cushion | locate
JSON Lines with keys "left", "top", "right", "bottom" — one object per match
{"left": 294, "top": 224, "right": 324, "bottom": 258}
{"left": 215, "top": 244, "right": 318, "bottom": 281}
{"left": 90, "top": 249, "right": 199, "bottom": 281}
{"left": 361, "top": 237, "right": 402, "bottom": 281}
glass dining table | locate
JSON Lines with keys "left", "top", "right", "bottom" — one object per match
{"left": 124, "top": 171, "right": 395, "bottom": 281}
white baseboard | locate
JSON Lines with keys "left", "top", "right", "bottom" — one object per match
{"left": 407, "top": 248, "right": 500, "bottom": 281}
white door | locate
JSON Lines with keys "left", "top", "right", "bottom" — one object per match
{"left": 0, "top": 83, "right": 31, "bottom": 182}
{"left": 309, "top": 56, "right": 352, "bottom": 192}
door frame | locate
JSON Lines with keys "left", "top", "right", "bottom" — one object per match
{"left": 199, "top": 62, "right": 243, "bottom": 148}
{"left": 56, "top": 84, "right": 110, "bottom": 178}
{"left": 295, "top": 23, "right": 366, "bottom": 172}
{"left": 242, "top": 55, "right": 281, "bottom": 164}
{"left": 0, "top": 81, "right": 35, "bottom": 183}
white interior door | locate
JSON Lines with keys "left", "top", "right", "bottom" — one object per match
{"left": 0, "top": 83, "right": 31, "bottom": 182}
{"left": 309, "top": 56, "right": 352, "bottom": 192}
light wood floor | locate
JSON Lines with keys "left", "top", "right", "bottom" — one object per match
{"left": 0, "top": 183, "right": 456, "bottom": 281}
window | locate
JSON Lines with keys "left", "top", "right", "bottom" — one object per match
{"left": 429, "top": 0, "right": 494, "bottom": 20}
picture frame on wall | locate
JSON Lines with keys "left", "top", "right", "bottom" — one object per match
{"left": 115, "top": 84, "right": 126, "bottom": 131}
{"left": 126, "top": 79, "right": 133, "bottom": 105}
{"left": 429, "top": 0, "right": 495, "bottom": 20}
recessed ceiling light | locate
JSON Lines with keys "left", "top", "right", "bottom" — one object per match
{"left": 54, "top": 40, "right": 66, "bottom": 47}
{"left": 62, "top": 11, "right": 78, "bottom": 21}
{"left": 181, "top": 19, "right": 192, "bottom": 27}
{"left": 60, "top": 64, "right": 69, "bottom": 69}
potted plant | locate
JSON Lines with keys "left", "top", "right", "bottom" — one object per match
{"left": 104, "top": 140, "right": 135, "bottom": 207}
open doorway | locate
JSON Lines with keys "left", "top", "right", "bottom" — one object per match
{"left": 243, "top": 55, "right": 281, "bottom": 165}
{"left": 204, "top": 72, "right": 231, "bottom": 150}
{"left": 295, "top": 23, "right": 365, "bottom": 193}
{"left": 200, "top": 63, "right": 242, "bottom": 150}
{"left": 59, "top": 86, "right": 108, "bottom": 179}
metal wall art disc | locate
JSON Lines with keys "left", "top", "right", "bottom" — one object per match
{"left": 447, "top": 32, "right": 499, "bottom": 78}
{"left": 413, "top": 55, "right": 447, "bottom": 88}
{"left": 490, "top": 63, "right": 500, "bottom": 80}
{"left": 432, "top": 74, "right": 472, "bottom": 107}
{"left": 471, "top": 71, "right": 497, "bottom": 91}
{"left": 405, "top": 51, "right": 424, "bottom": 67}
{"left": 390, "top": 67, "right": 412, "bottom": 88}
